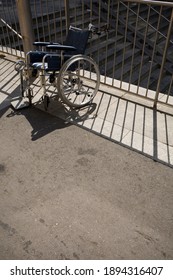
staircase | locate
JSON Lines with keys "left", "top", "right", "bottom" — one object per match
{"left": 1, "top": 0, "right": 172, "bottom": 95}
{"left": 83, "top": 1, "right": 173, "bottom": 95}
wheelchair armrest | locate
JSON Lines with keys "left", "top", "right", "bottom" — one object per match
{"left": 46, "top": 44, "right": 77, "bottom": 51}
{"left": 33, "top": 42, "right": 60, "bottom": 47}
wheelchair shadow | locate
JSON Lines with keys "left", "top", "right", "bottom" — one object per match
{"left": 6, "top": 106, "right": 71, "bottom": 141}
{"left": 0, "top": 55, "right": 98, "bottom": 142}
{"left": 2, "top": 83, "right": 97, "bottom": 142}
{"left": 56, "top": 102, "right": 98, "bottom": 124}
{"left": 34, "top": 95, "right": 98, "bottom": 124}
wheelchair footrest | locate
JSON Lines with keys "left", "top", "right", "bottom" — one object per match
{"left": 11, "top": 97, "right": 30, "bottom": 110}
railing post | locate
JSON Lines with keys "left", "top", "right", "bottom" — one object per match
{"left": 64, "top": 0, "right": 70, "bottom": 35}
{"left": 154, "top": 8, "right": 173, "bottom": 108}
{"left": 16, "top": 0, "right": 35, "bottom": 54}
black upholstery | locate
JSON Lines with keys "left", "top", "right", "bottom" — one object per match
{"left": 64, "top": 28, "right": 90, "bottom": 55}
{"left": 29, "top": 51, "right": 47, "bottom": 64}
{"left": 28, "top": 26, "right": 90, "bottom": 72}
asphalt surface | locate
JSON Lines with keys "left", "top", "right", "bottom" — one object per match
{"left": 0, "top": 106, "right": 173, "bottom": 260}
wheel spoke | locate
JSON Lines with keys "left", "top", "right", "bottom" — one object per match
{"left": 58, "top": 55, "right": 100, "bottom": 108}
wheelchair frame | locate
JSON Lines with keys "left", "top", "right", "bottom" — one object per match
{"left": 14, "top": 26, "right": 100, "bottom": 111}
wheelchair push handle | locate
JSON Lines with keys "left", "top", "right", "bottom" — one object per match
{"left": 88, "top": 23, "right": 109, "bottom": 36}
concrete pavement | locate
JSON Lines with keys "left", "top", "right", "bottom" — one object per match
{"left": 0, "top": 54, "right": 173, "bottom": 260}
{"left": 0, "top": 106, "right": 173, "bottom": 259}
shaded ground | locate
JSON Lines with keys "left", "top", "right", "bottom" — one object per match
{"left": 0, "top": 106, "right": 173, "bottom": 260}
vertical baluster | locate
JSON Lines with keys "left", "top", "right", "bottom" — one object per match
{"left": 33, "top": 0, "right": 40, "bottom": 42}
{"left": 1, "top": 1, "right": 9, "bottom": 54}
{"left": 136, "top": 4, "right": 151, "bottom": 95}
{"left": 64, "top": 0, "right": 70, "bottom": 34}
{"left": 165, "top": 74, "right": 173, "bottom": 104}
{"left": 104, "top": 0, "right": 110, "bottom": 84}
{"left": 82, "top": 0, "right": 85, "bottom": 29}
{"left": 128, "top": 2, "right": 140, "bottom": 92}
{"left": 120, "top": 2, "right": 130, "bottom": 89}
{"left": 51, "top": 0, "right": 57, "bottom": 42}
{"left": 46, "top": 0, "right": 51, "bottom": 42}
{"left": 112, "top": 0, "right": 120, "bottom": 87}
{"left": 145, "top": 6, "right": 163, "bottom": 97}
{"left": 154, "top": 8, "right": 173, "bottom": 107}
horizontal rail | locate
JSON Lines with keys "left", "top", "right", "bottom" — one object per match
{"left": 122, "top": 0, "right": 173, "bottom": 8}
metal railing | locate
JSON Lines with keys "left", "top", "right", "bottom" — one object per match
{"left": 0, "top": 0, "right": 23, "bottom": 56}
{"left": 0, "top": 0, "right": 173, "bottom": 109}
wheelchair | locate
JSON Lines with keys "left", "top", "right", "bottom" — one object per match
{"left": 14, "top": 26, "right": 100, "bottom": 110}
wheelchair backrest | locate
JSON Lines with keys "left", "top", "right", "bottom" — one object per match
{"left": 64, "top": 26, "right": 90, "bottom": 55}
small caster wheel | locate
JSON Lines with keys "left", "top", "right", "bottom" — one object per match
{"left": 43, "top": 94, "right": 50, "bottom": 111}
{"left": 49, "top": 74, "right": 55, "bottom": 83}
{"left": 27, "top": 88, "right": 33, "bottom": 106}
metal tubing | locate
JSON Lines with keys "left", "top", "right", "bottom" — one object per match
{"left": 64, "top": 0, "right": 70, "bottom": 34}
{"left": 121, "top": 1, "right": 172, "bottom": 44}
{"left": 112, "top": 0, "right": 120, "bottom": 87}
{"left": 166, "top": 75, "right": 173, "bottom": 104}
{"left": 122, "top": 0, "right": 173, "bottom": 8}
{"left": 128, "top": 2, "right": 140, "bottom": 92}
{"left": 154, "top": 8, "right": 173, "bottom": 107}
{"left": 104, "top": 0, "right": 111, "bottom": 83}
{"left": 46, "top": 0, "right": 51, "bottom": 42}
{"left": 0, "top": 18, "right": 22, "bottom": 39}
{"left": 33, "top": 0, "right": 40, "bottom": 42}
{"left": 137, "top": 4, "right": 151, "bottom": 95}
{"left": 40, "top": 0, "right": 46, "bottom": 42}
{"left": 146, "top": 5, "right": 162, "bottom": 97}
{"left": 16, "top": 0, "right": 35, "bottom": 54}
{"left": 120, "top": 2, "right": 130, "bottom": 89}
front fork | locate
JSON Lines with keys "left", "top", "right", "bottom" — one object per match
{"left": 24, "top": 68, "right": 34, "bottom": 106}
{"left": 15, "top": 60, "right": 33, "bottom": 105}
{"left": 40, "top": 70, "right": 50, "bottom": 110}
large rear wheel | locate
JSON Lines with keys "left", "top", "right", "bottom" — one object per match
{"left": 57, "top": 55, "right": 100, "bottom": 108}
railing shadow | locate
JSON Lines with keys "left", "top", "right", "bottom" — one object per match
{"left": 72, "top": 90, "right": 173, "bottom": 168}
{"left": 0, "top": 57, "right": 21, "bottom": 112}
